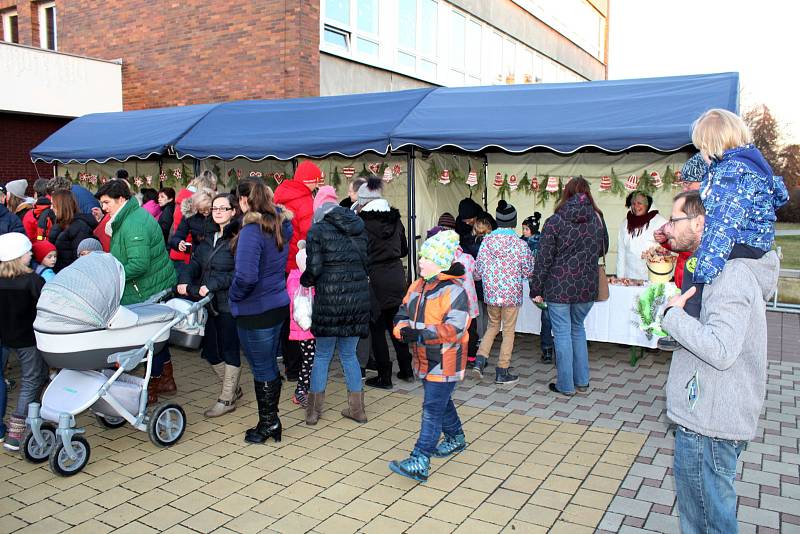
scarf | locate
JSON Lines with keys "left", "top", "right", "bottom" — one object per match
{"left": 626, "top": 210, "right": 659, "bottom": 237}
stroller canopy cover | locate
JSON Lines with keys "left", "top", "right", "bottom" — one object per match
{"left": 35, "top": 253, "right": 126, "bottom": 334}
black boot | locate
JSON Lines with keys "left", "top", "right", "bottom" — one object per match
{"left": 245, "top": 378, "right": 282, "bottom": 444}
{"left": 365, "top": 362, "right": 393, "bottom": 390}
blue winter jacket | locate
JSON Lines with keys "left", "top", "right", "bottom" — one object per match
{"left": 694, "top": 144, "right": 789, "bottom": 284}
{"left": 71, "top": 184, "right": 101, "bottom": 214}
{"left": 228, "top": 211, "right": 293, "bottom": 317}
{"left": 0, "top": 205, "right": 24, "bottom": 235}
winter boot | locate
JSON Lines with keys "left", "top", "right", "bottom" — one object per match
{"left": 341, "top": 391, "right": 367, "bottom": 423}
{"left": 3, "top": 416, "right": 26, "bottom": 451}
{"left": 388, "top": 449, "right": 430, "bottom": 483}
{"left": 473, "top": 355, "right": 487, "bottom": 379}
{"left": 205, "top": 365, "right": 241, "bottom": 418}
{"left": 245, "top": 378, "right": 282, "bottom": 444}
{"left": 365, "top": 361, "right": 393, "bottom": 390}
{"left": 495, "top": 366, "right": 519, "bottom": 386}
{"left": 157, "top": 361, "right": 178, "bottom": 397}
{"left": 432, "top": 433, "right": 467, "bottom": 458}
{"left": 147, "top": 376, "right": 160, "bottom": 405}
{"left": 305, "top": 391, "right": 325, "bottom": 425}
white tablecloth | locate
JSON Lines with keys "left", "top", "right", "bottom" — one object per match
{"left": 517, "top": 284, "right": 658, "bottom": 349}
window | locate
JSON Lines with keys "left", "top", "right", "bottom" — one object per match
{"left": 489, "top": 32, "right": 503, "bottom": 82}
{"left": 449, "top": 11, "right": 465, "bottom": 70}
{"left": 397, "top": 0, "right": 416, "bottom": 51}
{"left": 39, "top": 2, "right": 57, "bottom": 50}
{"left": 419, "top": 0, "right": 437, "bottom": 58}
{"left": 2, "top": 11, "right": 18, "bottom": 43}
{"left": 323, "top": 25, "right": 349, "bottom": 49}
{"left": 465, "top": 20, "right": 481, "bottom": 77}
{"left": 323, "top": 0, "right": 378, "bottom": 58}
{"left": 326, "top": 0, "right": 350, "bottom": 25}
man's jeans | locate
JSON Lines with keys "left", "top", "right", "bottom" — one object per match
{"left": 674, "top": 426, "right": 745, "bottom": 534}
{"left": 415, "top": 380, "right": 462, "bottom": 457}
{"left": 547, "top": 302, "right": 593, "bottom": 394}
{"left": 310, "top": 336, "right": 363, "bottom": 393}
{"left": 237, "top": 323, "right": 283, "bottom": 382}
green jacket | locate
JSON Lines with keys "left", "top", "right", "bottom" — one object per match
{"left": 110, "top": 198, "right": 176, "bottom": 305}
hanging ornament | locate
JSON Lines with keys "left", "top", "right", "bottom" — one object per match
{"left": 530, "top": 176, "right": 539, "bottom": 191}
{"left": 368, "top": 163, "right": 381, "bottom": 175}
{"left": 392, "top": 164, "right": 402, "bottom": 177}
{"left": 342, "top": 167, "right": 355, "bottom": 179}
{"left": 466, "top": 170, "right": 478, "bottom": 187}
{"left": 383, "top": 167, "right": 394, "bottom": 183}
{"left": 493, "top": 172, "right": 504, "bottom": 188}
{"left": 600, "top": 175, "right": 612, "bottom": 191}
{"left": 672, "top": 170, "right": 683, "bottom": 186}
{"left": 508, "top": 174, "right": 519, "bottom": 191}
{"left": 273, "top": 172, "right": 284, "bottom": 185}
{"left": 438, "top": 169, "right": 450, "bottom": 185}
{"left": 650, "top": 171, "right": 663, "bottom": 189}
{"left": 625, "top": 174, "right": 640, "bottom": 191}
{"left": 319, "top": 170, "right": 326, "bottom": 185}
{"left": 545, "top": 176, "right": 559, "bottom": 193}
{"left": 159, "top": 170, "right": 167, "bottom": 184}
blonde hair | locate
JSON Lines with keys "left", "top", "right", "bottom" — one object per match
{"left": 192, "top": 191, "right": 213, "bottom": 212}
{"left": 0, "top": 256, "right": 33, "bottom": 278}
{"left": 692, "top": 109, "right": 753, "bottom": 161}
{"left": 473, "top": 216, "right": 493, "bottom": 238}
{"left": 191, "top": 170, "right": 217, "bottom": 191}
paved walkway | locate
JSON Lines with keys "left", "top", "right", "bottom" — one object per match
{"left": 1, "top": 320, "right": 798, "bottom": 533}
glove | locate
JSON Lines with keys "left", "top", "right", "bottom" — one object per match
{"left": 399, "top": 327, "right": 422, "bottom": 344}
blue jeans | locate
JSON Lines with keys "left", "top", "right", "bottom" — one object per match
{"left": 674, "top": 426, "right": 745, "bottom": 534}
{"left": 415, "top": 380, "right": 462, "bottom": 457}
{"left": 547, "top": 301, "right": 593, "bottom": 394}
{"left": 237, "top": 323, "right": 283, "bottom": 382}
{"left": 540, "top": 308, "right": 554, "bottom": 351}
{"left": 309, "top": 336, "right": 362, "bottom": 393}
{"left": 152, "top": 345, "right": 171, "bottom": 377}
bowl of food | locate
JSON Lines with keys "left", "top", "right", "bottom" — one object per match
{"left": 642, "top": 246, "right": 677, "bottom": 284}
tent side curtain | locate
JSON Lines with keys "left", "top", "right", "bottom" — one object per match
{"left": 390, "top": 72, "right": 740, "bottom": 154}
{"left": 172, "top": 88, "right": 435, "bottom": 161}
{"left": 30, "top": 103, "right": 221, "bottom": 164}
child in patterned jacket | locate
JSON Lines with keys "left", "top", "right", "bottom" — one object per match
{"left": 388, "top": 230, "right": 471, "bottom": 483}
{"left": 660, "top": 109, "right": 788, "bottom": 350}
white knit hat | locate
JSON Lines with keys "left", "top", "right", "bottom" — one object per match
{"left": 4, "top": 179, "right": 28, "bottom": 199}
{"left": 0, "top": 232, "right": 32, "bottom": 261}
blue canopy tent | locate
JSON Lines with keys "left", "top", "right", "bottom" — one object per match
{"left": 30, "top": 103, "right": 220, "bottom": 164}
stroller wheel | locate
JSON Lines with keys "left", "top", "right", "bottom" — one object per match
{"left": 95, "top": 414, "right": 126, "bottom": 429}
{"left": 49, "top": 436, "right": 91, "bottom": 476}
{"left": 22, "top": 423, "right": 57, "bottom": 464}
{"left": 148, "top": 403, "right": 186, "bottom": 448}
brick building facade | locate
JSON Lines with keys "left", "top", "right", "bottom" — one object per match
{"left": 0, "top": 112, "right": 68, "bottom": 183}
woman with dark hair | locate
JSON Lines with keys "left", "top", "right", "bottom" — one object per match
{"left": 530, "top": 176, "right": 608, "bottom": 397}
{"left": 616, "top": 191, "right": 666, "bottom": 281}
{"left": 157, "top": 187, "right": 176, "bottom": 243}
{"left": 229, "top": 181, "right": 292, "bottom": 444}
{"left": 177, "top": 193, "right": 242, "bottom": 418}
{"left": 48, "top": 190, "right": 97, "bottom": 271}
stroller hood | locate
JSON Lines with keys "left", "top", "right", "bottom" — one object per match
{"left": 35, "top": 253, "right": 126, "bottom": 334}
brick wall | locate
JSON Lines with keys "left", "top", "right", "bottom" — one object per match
{"left": 29, "top": 0, "right": 321, "bottom": 110}
{"left": 0, "top": 112, "right": 69, "bottom": 185}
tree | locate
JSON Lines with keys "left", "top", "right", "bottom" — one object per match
{"left": 743, "top": 104, "right": 781, "bottom": 171}
{"left": 779, "top": 144, "right": 800, "bottom": 189}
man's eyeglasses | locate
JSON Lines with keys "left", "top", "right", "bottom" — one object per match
{"left": 667, "top": 215, "right": 696, "bottom": 226}
{"left": 211, "top": 207, "right": 233, "bottom": 212}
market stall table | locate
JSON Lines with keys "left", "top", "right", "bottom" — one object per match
{"left": 517, "top": 284, "right": 658, "bottom": 365}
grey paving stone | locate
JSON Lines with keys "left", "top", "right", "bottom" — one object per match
{"left": 733, "top": 480, "right": 760, "bottom": 500}
{"left": 618, "top": 527, "right": 659, "bottom": 534}
{"left": 783, "top": 452, "right": 800, "bottom": 465}
{"left": 782, "top": 522, "right": 800, "bottom": 534}
{"left": 628, "top": 463, "right": 667, "bottom": 480}
{"left": 741, "top": 468, "right": 781, "bottom": 487}
{"left": 652, "top": 453, "right": 673, "bottom": 468}
{"left": 622, "top": 475, "right": 643, "bottom": 491}
{"left": 760, "top": 494, "right": 799, "bottom": 514}
{"left": 598, "top": 511, "right": 625, "bottom": 532}
{"left": 608, "top": 496, "right": 652, "bottom": 519}
{"left": 738, "top": 522, "right": 757, "bottom": 534}
{"left": 782, "top": 482, "right": 800, "bottom": 499}
{"left": 746, "top": 442, "right": 781, "bottom": 456}
{"left": 764, "top": 434, "right": 797, "bottom": 448}
{"left": 737, "top": 505, "right": 780, "bottom": 529}
{"left": 660, "top": 474, "right": 675, "bottom": 492}
{"left": 762, "top": 459, "right": 799, "bottom": 477}
{"left": 636, "top": 485, "right": 675, "bottom": 507}
{"left": 643, "top": 512, "right": 680, "bottom": 534}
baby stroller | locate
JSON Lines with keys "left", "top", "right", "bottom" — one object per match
{"left": 23, "top": 253, "right": 210, "bottom": 476}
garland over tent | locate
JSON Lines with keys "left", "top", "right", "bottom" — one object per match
{"left": 31, "top": 72, "right": 739, "bottom": 164}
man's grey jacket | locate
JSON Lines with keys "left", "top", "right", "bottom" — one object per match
{"left": 662, "top": 252, "right": 780, "bottom": 441}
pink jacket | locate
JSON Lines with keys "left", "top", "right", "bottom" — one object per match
{"left": 475, "top": 228, "right": 534, "bottom": 307}
{"left": 286, "top": 269, "right": 314, "bottom": 341}
{"left": 142, "top": 200, "right": 162, "bottom": 220}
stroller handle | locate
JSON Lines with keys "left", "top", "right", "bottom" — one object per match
{"left": 145, "top": 288, "right": 175, "bottom": 304}
{"left": 187, "top": 293, "right": 214, "bottom": 315}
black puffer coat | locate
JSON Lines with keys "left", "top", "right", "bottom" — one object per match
{"left": 178, "top": 218, "right": 240, "bottom": 314}
{"left": 49, "top": 214, "right": 98, "bottom": 272}
{"left": 360, "top": 207, "right": 408, "bottom": 310}
{"left": 158, "top": 201, "right": 175, "bottom": 243}
{"left": 301, "top": 206, "right": 370, "bottom": 338}
{"left": 169, "top": 212, "right": 209, "bottom": 252}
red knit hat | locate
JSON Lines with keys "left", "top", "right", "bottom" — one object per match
{"left": 294, "top": 161, "right": 322, "bottom": 187}
{"left": 32, "top": 240, "right": 56, "bottom": 264}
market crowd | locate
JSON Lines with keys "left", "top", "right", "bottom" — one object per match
{"left": 0, "top": 108, "right": 787, "bottom": 528}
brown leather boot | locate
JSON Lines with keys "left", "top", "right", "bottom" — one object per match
{"left": 147, "top": 376, "right": 160, "bottom": 405}
{"left": 341, "top": 391, "right": 367, "bottom": 423}
{"left": 305, "top": 392, "right": 325, "bottom": 425}
{"left": 157, "top": 361, "right": 177, "bottom": 397}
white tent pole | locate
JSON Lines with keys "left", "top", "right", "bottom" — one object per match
{"left": 407, "top": 148, "right": 417, "bottom": 281}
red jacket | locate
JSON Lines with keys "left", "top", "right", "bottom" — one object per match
{"left": 22, "top": 199, "right": 54, "bottom": 242}
{"left": 93, "top": 214, "right": 112, "bottom": 252}
{"left": 274, "top": 180, "right": 313, "bottom": 272}
{"left": 169, "top": 188, "right": 193, "bottom": 263}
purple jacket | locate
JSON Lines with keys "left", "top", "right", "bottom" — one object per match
{"left": 530, "top": 194, "right": 608, "bottom": 304}
{"left": 229, "top": 211, "right": 293, "bottom": 317}
{"left": 142, "top": 200, "right": 162, "bottom": 220}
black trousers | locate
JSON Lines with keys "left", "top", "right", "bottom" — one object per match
{"left": 370, "top": 306, "right": 412, "bottom": 380}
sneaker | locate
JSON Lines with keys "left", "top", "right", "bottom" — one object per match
{"left": 2, "top": 416, "right": 25, "bottom": 451}
{"left": 466, "top": 359, "right": 475, "bottom": 370}
{"left": 432, "top": 433, "right": 467, "bottom": 458}
{"left": 293, "top": 391, "right": 308, "bottom": 407}
{"left": 473, "top": 356, "right": 487, "bottom": 379}
{"left": 548, "top": 383, "right": 575, "bottom": 397}
{"left": 657, "top": 336, "right": 681, "bottom": 352}
{"left": 388, "top": 449, "right": 430, "bottom": 483}
{"left": 540, "top": 348, "right": 554, "bottom": 364}
{"left": 495, "top": 367, "right": 519, "bottom": 386}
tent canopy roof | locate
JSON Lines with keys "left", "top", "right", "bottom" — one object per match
{"left": 31, "top": 72, "right": 739, "bottom": 164}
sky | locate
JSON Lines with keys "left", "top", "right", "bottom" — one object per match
{"left": 608, "top": 0, "right": 800, "bottom": 144}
